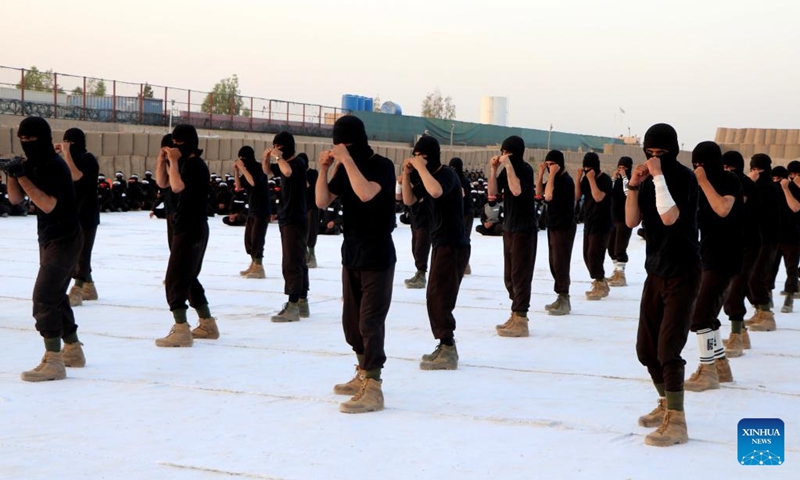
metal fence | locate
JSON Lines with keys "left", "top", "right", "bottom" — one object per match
{"left": 0, "top": 65, "right": 345, "bottom": 136}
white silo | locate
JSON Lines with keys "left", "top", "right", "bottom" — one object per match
{"left": 480, "top": 96, "right": 508, "bottom": 126}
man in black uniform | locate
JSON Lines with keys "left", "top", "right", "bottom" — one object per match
{"left": 607, "top": 157, "right": 633, "bottom": 287}
{"left": 575, "top": 152, "right": 613, "bottom": 300}
{"left": 626, "top": 123, "right": 700, "bottom": 447}
{"left": 768, "top": 163, "right": 800, "bottom": 314}
{"left": 683, "top": 142, "right": 743, "bottom": 392}
{"left": 59, "top": 128, "right": 100, "bottom": 307}
{"left": 536, "top": 150, "right": 576, "bottom": 316}
{"left": 154, "top": 125, "right": 218, "bottom": 346}
{"left": 402, "top": 137, "right": 470, "bottom": 369}
{"left": 490, "top": 136, "right": 538, "bottom": 337}
{"left": 6, "top": 117, "right": 85, "bottom": 381}
{"left": 721, "top": 151, "right": 760, "bottom": 357}
{"left": 266, "top": 132, "right": 310, "bottom": 322}
{"left": 449, "top": 157, "right": 474, "bottom": 275}
{"left": 744, "top": 154, "right": 781, "bottom": 332}
{"left": 234, "top": 146, "right": 270, "bottom": 279}
{"left": 403, "top": 165, "right": 432, "bottom": 290}
{"left": 316, "top": 116, "right": 396, "bottom": 414}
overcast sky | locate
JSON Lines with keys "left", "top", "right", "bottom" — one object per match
{"left": 2, "top": 0, "right": 798, "bottom": 148}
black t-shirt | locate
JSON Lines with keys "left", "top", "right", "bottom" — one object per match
{"left": 738, "top": 174, "right": 762, "bottom": 248}
{"left": 72, "top": 152, "right": 100, "bottom": 229}
{"left": 545, "top": 172, "right": 575, "bottom": 231}
{"left": 162, "top": 187, "right": 178, "bottom": 216}
{"left": 611, "top": 174, "right": 627, "bottom": 223}
{"left": 698, "top": 171, "right": 744, "bottom": 274}
{"left": 23, "top": 153, "right": 80, "bottom": 244}
{"left": 271, "top": 158, "right": 307, "bottom": 226}
{"left": 580, "top": 172, "right": 613, "bottom": 234}
{"left": 172, "top": 156, "right": 210, "bottom": 237}
{"left": 306, "top": 169, "right": 319, "bottom": 211}
{"left": 496, "top": 161, "right": 537, "bottom": 233}
{"left": 755, "top": 175, "right": 781, "bottom": 244}
{"left": 777, "top": 182, "right": 800, "bottom": 244}
{"left": 241, "top": 160, "right": 270, "bottom": 219}
{"left": 638, "top": 163, "right": 700, "bottom": 277}
{"left": 409, "top": 174, "right": 430, "bottom": 230}
{"left": 458, "top": 174, "right": 473, "bottom": 217}
{"left": 419, "top": 167, "right": 469, "bottom": 248}
{"left": 328, "top": 153, "right": 397, "bottom": 270}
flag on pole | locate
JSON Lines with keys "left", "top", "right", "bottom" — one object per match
{"left": 619, "top": 107, "right": 626, "bottom": 114}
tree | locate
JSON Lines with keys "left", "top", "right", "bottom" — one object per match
{"left": 242, "top": 107, "right": 252, "bottom": 117}
{"left": 88, "top": 79, "right": 106, "bottom": 96}
{"left": 421, "top": 89, "right": 456, "bottom": 120}
{"left": 71, "top": 86, "right": 84, "bottom": 96}
{"left": 142, "top": 83, "right": 154, "bottom": 99}
{"left": 16, "top": 66, "right": 64, "bottom": 93}
{"left": 201, "top": 75, "right": 244, "bottom": 116}
{"left": 373, "top": 95, "right": 381, "bottom": 112}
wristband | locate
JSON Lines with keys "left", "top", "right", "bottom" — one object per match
{"left": 653, "top": 175, "right": 676, "bottom": 215}
{"left": 395, "top": 182, "right": 402, "bottom": 195}
{"left": 487, "top": 195, "right": 497, "bottom": 202}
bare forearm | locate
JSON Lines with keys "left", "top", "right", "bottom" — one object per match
{"left": 401, "top": 173, "right": 417, "bottom": 206}
{"left": 7, "top": 177, "right": 24, "bottom": 204}
{"left": 487, "top": 169, "right": 498, "bottom": 197}
{"left": 589, "top": 179, "right": 606, "bottom": 202}
{"left": 574, "top": 177, "right": 582, "bottom": 202}
{"left": 168, "top": 165, "right": 186, "bottom": 193}
{"left": 17, "top": 177, "right": 57, "bottom": 213}
{"left": 155, "top": 162, "right": 169, "bottom": 189}
{"left": 63, "top": 153, "right": 83, "bottom": 181}
{"left": 315, "top": 168, "right": 334, "bottom": 208}
{"left": 625, "top": 191, "right": 641, "bottom": 229}
{"left": 784, "top": 187, "right": 800, "bottom": 213}
{"left": 343, "top": 161, "right": 380, "bottom": 202}
{"left": 536, "top": 174, "right": 544, "bottom": 197}
{"left": 544, "top": 179, "right": 555, "bottom": 202}
{"left": 277, "top": 159, "right": 292, "bottom": 178}
{"left": 416, "top": 168, "right": 443, "bottom": 198}
{"left": 505, "top": 165, "right": 522, "bottom": 197}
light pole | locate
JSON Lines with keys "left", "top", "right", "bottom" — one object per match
{"left": 168, "top": 99, "right": 176, "bottom": 132}
{"left": 450, "top": 123, "right": 455, "bottom": 147}
{"left": 547, "top": 123, "right": 553, "bottom": 150}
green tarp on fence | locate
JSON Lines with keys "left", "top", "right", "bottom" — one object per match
{"left": 351, "top": 111, "right": 621, "bottom": 151}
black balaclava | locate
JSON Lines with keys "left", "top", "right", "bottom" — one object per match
{"left": 413, "top": 136, "right": 441, "bottom": 173}
{"left": 721, "top": 151, "right": 744, "bottom": 177}
{"left": 691, "top": 141, "right": 723, "bottom": 180}
{"left": 617, "top": 156, "right": 633, "bottom": 178}
{"left": 273, "top": 131, "right": 296, "bottom": 159}
{"left": 238, "top": 146, "right": 256, "bottom": 166}
{"left": 545, "top": 150, "right": 565, "bottom": 171}
{"left": 63, "top": 128, "right": 87, "bottom": 160}
{"left": 772, "top": 166, "right": 788, "bottom": 180}
{"left": 449, "top": 157, "right": 464, "bottom": 178}
{"left": 17, "top": 116, "right": 55, "bottom": 161}
{"left": 501, "top": 135, "right": 526, "bottom": 168}
{"left": 750, "top": 153, "right": 772, "bottom": 177}
{"left": 787, "top": 160, "right": 800, "bottom": 177}
{"left": 160, "top": 134, "right": 173, "bottom": 149}
{"left": 643, "top": 123, "right": 680, "bottom": 167}
{"left": 582, "top": 152, "right": 600, "bottom": 174}
{"left": 332, "top": 115, "right": 373, "bottom": 161}
{"left": 171, "top": 124, "right": 200, "bottom": 158}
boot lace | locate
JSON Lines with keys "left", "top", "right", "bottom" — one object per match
{"left": 646, "top": 399, "right": 665, "bottom": 417}
{"left": 688, "top": 364, "right": 707, "bottom": 381}
{"left": 350, "top": 375, "right": 369, "bottom": 401}
{"left": 656, "top": 410, "right": 673, "bottom": 435}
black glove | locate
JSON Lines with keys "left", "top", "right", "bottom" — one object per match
{"left": 6, "top": 161, "right": 25, "bottom": 178}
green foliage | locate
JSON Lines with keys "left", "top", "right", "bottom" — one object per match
{"left": 201, "top": 75, "right": 244, "bottom": 116}
{"left": 16, "top": 66, "right": 64, "bottom": 93}
{"left": 421, "top": 89, "right": 456, "bottom": 120}
{"left": 142, "top": 83, "right": 154, "bottom": 99}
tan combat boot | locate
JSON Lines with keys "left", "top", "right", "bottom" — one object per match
{"left": 244, "top": 264, "right": 266, "bottom": 279}
{"left": 749, "top": 311, "right": 776, "bottom": 331}
{"left": 715, "top": 357, "right": 733, "bottom": 383}
{"left": 497, "top": 313, "right": 529, "bottom": 337}
{"left": 420, "top": 344, "right": 458, "bottom": 370}
{"left": 333, "top": 366, "right": 365, "bottom": 395}
{"left": 239, "top": 262, "right": 255, "bottom": 276}
{"left": 744, "top": 309, "right": 765, "bottom": 327}
{"left": 645, "top": 409, "right": 688, "bottom": 447}
{"left": 155, "top": 323, "right": 193, "bottom": 347}
{"left": 585, "top": 279, "right": 610, "bottom": 300}
{"left": 723, "top": 328, "right": 751, "bottom": 350}
{"left": 781, "top": 295, "right": 793, "bottom": 313}
{"left": 638, "top": 397, "right": 667, "bottom": 428}
{"left": 549, "top": 294, "right": 571, "bottom": 316}
{"left": 724, "top": 333, "right": 745, "bottom": 358}
{"left": 544, "top": 295, "right": 561, "bottom": 311}
{"left": 464, "top": 263, "right": 472, "bottom": 275}
{"left": 62, "top": 342, "right": 86, "bottom": 368}
{"left": 684, "top": 363, "right": 719, "bottom": 392}
{"left": 21, "top": 351, "right": 67, "bottom": 382}
{"left": 191, "top": 317, "right": 220, "bottom": 339}
{"left": 81, "top": 282, "right": 98, "bottom": 301}
{"left": 495, "top": 314, "right": 514, "bottom": 331}
{"left": 608, "top": 270, "right": 627, "bottom": 287}
{"left": 68, "top": 285, "right": 83, "bottom": 307}
{"left": 271, "top": 302, "right": 300, "bottom": 323}
{"left": 340, "top": 377, "right": 384, "bottom": 414}
{"left": 298, "top": 298, "right": 310, "bottom": 318}
{"left": 405, "top": 271, "right": 426, "bottom": 289}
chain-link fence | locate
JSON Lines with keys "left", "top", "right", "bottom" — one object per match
{"left": 0, "top": 65, "right": 344, "bottom": 135}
